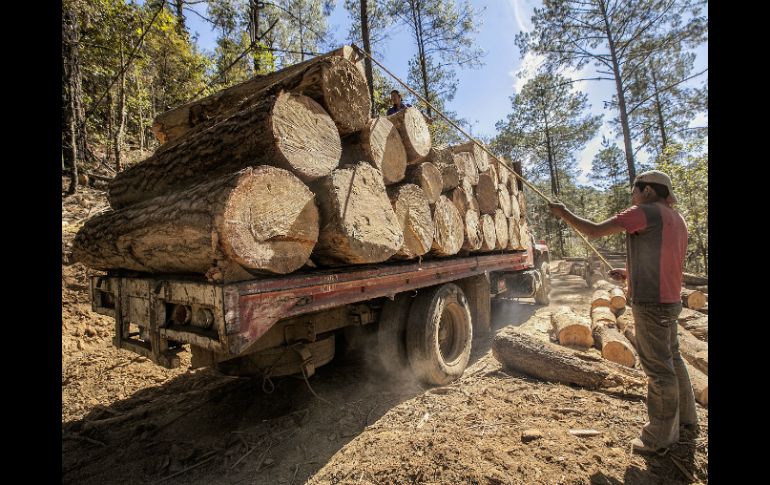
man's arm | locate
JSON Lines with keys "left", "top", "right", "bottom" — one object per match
{"left": 548, "top": 202, "right": 625, "bottom": 238}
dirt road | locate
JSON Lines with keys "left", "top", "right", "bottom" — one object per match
{"left": 62, "top": 187, "right": 708, "bottom": 484}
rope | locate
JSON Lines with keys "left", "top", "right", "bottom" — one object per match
{"left": 349, "top": 45, "right": 613, "bottom": 272}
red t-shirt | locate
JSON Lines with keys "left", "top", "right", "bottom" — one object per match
{"left": 612, "top": 202, "right": 688, "bottom": 304}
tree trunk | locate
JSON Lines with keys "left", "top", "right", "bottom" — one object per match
{"left": 681, "top": 288, "right": 706, "bottom": 310}
{"left": 174, "top": 0, "right": 187, "bottom": 36}
{"left": 62, "top": 4, "right": 87, "bottom": 195}
{"left": 109, "top": 92, "right": 341, "bottom": 209}
{"left": 492, "top": 327, "right": 646, "bottom": 392}
{"left": 450, "top": 141, "right": 489, "bottom": 173}
{"left": 677, "top": 326, "right": 708, "bottom": 376}
{"left": 73, "top": 167, "right": 318, "bottom": 281}
{"left": 475, "top": 170, "right": 498, "bottom": 215}
{"left": 404, "top": 162, "right": 443, "bottom": 204}
{"left": 360, "top": 0, "right": 375, "bottom": 116}
{"left": 152, "top": 54, "right": 369, "bottom": 144}
{"left": 517, "top": 191, "right": 527, "bottom": 219}
{"left": 430, "top": 195, "right": 463, "bottom": 256}
{"left": 650, "top": 61, "right": 668, "bottom": 152}
{"left": 507, "top": 216, "right": 520, "bottom": 250}
{"left": 341, "top": 116, "right": 407, "bottom": 185}
{"left": 551, "top": 308, "right": 594, "bottom": 349}
{"left": 114, "top": 44, "right": 127, "bottom": 172}
{"left": 460, "top": 209, "right": 482, "bottom": 252}
{"left": 312, "top": 163, "right": 403, "bottom": 265}
{"left": 493, "top": 209, "right": 508, "bottom": 250}
{"left": 451, "top": 180, "right": 479, "bottom": 217}
{"left": 593, "top": 323, "right": 636, "bottom": 368}
{"left": 387, "top": 183, "right": 434, "bottom": 259}
{"left": 249, "top": 0, "right": 260, "bottom": 73}
{"left": 479, "top": 214, "right": 496, "bottom": 251}
{"left": 387, "top": 106, "right": 432, "bottom": 164}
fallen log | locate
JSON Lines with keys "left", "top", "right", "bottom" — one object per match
{"left": 461, "top": 209, "right": 482, "bottom": 252}
{"left": 450, "top": 141, "right": 489, "bottom": 173}
{"left": 475, "top": 169, "right": 499, "bottom": 215}
{"left": 683, "top": 272, "right": 708, "bottom": 286}
{"left": 387, "top": 183, "right": 434, "bottom": 259}
{"left": 494, "top": 209, "right": 509, "bottom": 250}
{"left": 591, "top": 289, "right": 612, "bottom": 309}
{"left": 480, "top": 214, "right": 496, "bottom": 251}
{"left": 387, "top": 106, "right": 432, "bottom": 164}
{"left": 610, "top": 287, "right": 627, "bottom": 311}
{"left": 492, "top": 327, "right": 647, "bottom": 391}
{"left": 109, "top": 92, "right": 341, "bottom": 209}
{"left": 340, "top": 116, "right": 407, "bottom": 185}
{"left": 681, "top": 288, "right": 707, "bottom": 310}
{"left": 685, "top": 361, "right": 708, "bottom": 407}
{"left": 591, "top": 306, "right": 617, "bottom": 328}
{"left": 73, "top": 166, "right": 318, "bottom": 281}
{"left": 152, "top": 52, "right": 369, "bottom": 144}
{"left": 679, "top": 315, "right": 708, "bottom": 341}
{"left": 616, "top": 309, "right": 634, "bottom": 332}
{"left": 430, "top": 195, "right": 464, "bottom": 256}
{"left": 551, "top": 307, "right": 594, "bottom": 349}
{"left": 312, "top": 163, "right": 403, "bottom": 265}
{"left": 677, "top": 326, "right": 708, "bottom": 375}
{"left": 593, "top": 324, "right": 637, "bottom": 368}
{"left": 405, "top": 162, "right": 443, "bottom": 204}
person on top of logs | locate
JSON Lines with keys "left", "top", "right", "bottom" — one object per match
{"left": 386, "top": 89, "right": 411, "bottom": 116}
{"left": 548, "top": 170, "right": 698, "bottom": 456}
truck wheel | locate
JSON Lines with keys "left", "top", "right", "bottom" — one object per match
{"left": 534, "top": 262, "right": 551, "bottom": 305}
{"left": 406, "top": 283, "right": 472, "bottom": 385}
{"left": 376, "top": 293, "right": 413, "bottom": 375}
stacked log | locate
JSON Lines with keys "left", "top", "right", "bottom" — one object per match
{"left": 609, "top": 287, "right": 627, "bottom": 311}
{"left": 494, "top": 209, "right": 509, "bottom": 250}
{"left": 387, "top": 106, "right": 432, "bottom": 164}
{"left": 461, "top": 209, "right": 483, "bottom": 252}
{"left": 480, "top": 214, "right": 497, "bottom": 251}
{"left": 476, "top": 169, "right": 499, "bottom": 215}
{"left": 591, "top": 290, "right": 612, "bottom": 309}
{"left": 451, "top": 141, "right": 489, "bottom": 173}
{"left": 431, "top": 195, "right": 464, "bottom": 256}
{"left": 681, "top": 288, "right": 707, "bottom": 310}
{"left": 592, "top": 324, "right": 637, "bottom": 368}
{"left": 404, "top": 162, "right": 443, "bottom": 204}
{"left": 388, "top": 183, "right": 434, "bottom": 259}
{"left": 340, "top": 116, "right": 407, "bottom": 185}
{"left": 551, "top": 307, "right": 594, "bottom": 349}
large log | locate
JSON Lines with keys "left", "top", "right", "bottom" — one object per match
{"left": 425, "top": 147, "right": 459, "bottom": 191}
{"left": 551, "top": 307, "right": 594, "bottom": 349}
{"left": 498, "top": 187, "right": 512, "bottom": 217}
{"left": 507, "top": 216, "right": 520, "bottom": 250}
{"left": 517, "top": 191, "right": 527, "bottom": 217}
{"left": 312, "top": 163, "right": 403, "bottom": 265}
{"left": 593, "top": 324, "right": 637, "bottom": 368}
{"left": 509, "top": 189, "right": 521, "bottom": 222}
{"left": 616, "top": 309, "right": 634, "bottom": 332}
{"left": 73, "top": 167, "right": 318, "bottom": 281}
{"left": 492, "top": 327, "right": 647, "bottom": 391}
{"left": 340, "top": 116, "right": 407, "bottom": 185}
{"left": 479, "top": 214, "right": 496, "bottom": 251}
{"left": 591, "top": 289, "right": 612, "bottom": 309}
{"left": 494, "top": 209, "right": 509, "bottom": 250}
{"left": 152, "top": 52, "right": 369, "bottom": 145}
{"left": 108, "top": 92, "right": 341, "bottom": 209}
{"left": 683, "top": 272, "right": 708, "bottom": 286}
{"left": 685, "top": 361, "right": 708, "bottom": 407}
{"left": 679, "top": 315, "right": 708, "bottom": 341}
{"left": 387, "top": 106, "right": 432, "bottom": 164}
{"left": 451, "top": 180, "right": 480, "bottom": 216}
{"left": 430, "top": 195, "right": 464, "bottom": 256}
{"left": 405, "top": 162, "right": 443, "bottom": 204}
{"left": 681, "top": 288, "right": 707, "bottom": 310}
{"left": 450, "top": 141, "right": 489, "bottom": 173}
{"left": 677, "top": 326, "right": 708, "bottom": 375}
{"left": 518, "top": 220, "right": 531, "bottom": 251}
{"left": 591, "top": 306, "right": 617, "bottom": 328}
{"left": 475, "top": 170, "right": 499, "bottom": 215}
{"left": 387, "top": 183, "right": 434, "bottom": 259}
{"left": 453, "top": 152, "right": 479, "bottom": 185}
{"left": 495, "top": 158, "right": 510, "bottom": 187}
{"left": 610, "top": 287, "right": 627, "bottom": 311}
{"left": 461, "top": 209, "right": 482, "bottom": 252}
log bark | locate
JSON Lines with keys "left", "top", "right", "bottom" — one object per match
{"left": 551, "top": 308, "right": 594, "bottom": 349}
{"left": 461, "top": 209, "right": 482, "bottom": 251}
{"left": 453, "top": 152, "right": 479, "bottom": 185}
{"left": 684, "top": 361, "right": 708, "bottom": 407}
{"left": 475, "top": 170, "right": 498, "bottom": 215}
{"left": 340, "top": 116, "right": 407, "bottom": 185}
{"left": 73, "top": 167, "right": 318, "bottom": 281}
{"left": 387, "top": 106, "right": 431, "bottom": 164}
{"left": 312, "top": 163, "right": 403, "bottom": 265}
{"left": 109, "top": 92, "right": 341, "bottom": 209}
{"left": 679, "top": 315, "right": 708, "bottom": 342}
{"left": 451, "top": 180, "right": 479, "bottom": 216}
{"left": 591, "top": 306, "right": 617, "bottom": 328}
{"left": 387, "top": 183, "right": 434, "bottom": 259}
{"left": 494, "top": 209, "right": 509, "bottom": 250}
{"left": 681, "top": 288, "right": 707, "bottom": 310}
{"left": 152, "top": 52, "right": 369, "bottom": 145}
{"left": 593, "top": 324, "right": 637, "bottom": 368}
{"left": 430, "top": 195, "right": 464, "bottom": 256}
{"left": 405, "top": 162, "right": 443, "bottom": 204}
{"left": 507, "top": 216, "right": 520, "bottom": 250}
{"left": 683, "top": 272, "right": 708, "bottom": 286}
{"left": 480, "top": 214, "right": 496, "bottom": 251}
{"left": 677, "top": 326, "right": 708, "bottom": 375}
{"left": 492, "top": 327, "right": 647, "bottom": 391}
{"left": 616, "top": 309, "right": 634, "bottom": 332}
{"left": 591, "top": 289, "right": 612, "bottom": 309}
{"left": 450, "top": 141, "right": 489, "bottom": 173}
{"left": 610, "top": 287, "right": 627, "bottom": 311}
{"left": 498, "top": 187, "right": 512, "bottom": 217}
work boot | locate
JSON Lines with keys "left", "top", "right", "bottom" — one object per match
{"left": 631, "top": 437, "right": 669, "bottom": 456}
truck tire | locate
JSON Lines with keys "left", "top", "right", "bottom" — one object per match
{"left": 534, "top": 262, "right": 550, "bottom": 305}
{"left": 406, "top": 283, "right": 472, "bottom": 385}
{"left": 376, "top": 293, "right": 413, "bottom": 375}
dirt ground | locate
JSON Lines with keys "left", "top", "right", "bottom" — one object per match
{"left": 62, "top": 186, "right": 708, "bottom": 485}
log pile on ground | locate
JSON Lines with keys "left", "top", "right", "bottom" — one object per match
{"left": 72, "top": 46, "right": 533, "bottom": 282}
{"left": 681, "top": 288, "right": 707, "bottom": 310}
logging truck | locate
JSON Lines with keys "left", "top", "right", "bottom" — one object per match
{"left": 88, "top": 198, "right": 550, "bottom": 386}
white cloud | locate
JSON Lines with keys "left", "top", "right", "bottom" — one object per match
{"left": 509, "top": 51, "right": 545, "bottom": 93}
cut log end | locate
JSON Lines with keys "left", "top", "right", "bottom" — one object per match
{"left": 388, "top": 183, "right": 434, "bottom": 258}
{"left": 431, "top": 195, "right": 464, "bottom": 256}
{"left": 388, "top": 107, "right": 432, "bottom": 163}
{"left": 480, "top": 214, "right": 496, "bottom": 251}
{"left": 316, "top": 56, "right": 371, "bottom": 135}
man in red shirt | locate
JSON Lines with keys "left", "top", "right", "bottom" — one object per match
{"left": 548, "top": 170, "right": 698, "bottom": 455}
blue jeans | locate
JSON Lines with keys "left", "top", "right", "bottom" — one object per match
{"left": 631, "top": 302, "right": 698, "bottom": 449}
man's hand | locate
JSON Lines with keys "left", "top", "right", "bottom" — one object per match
{"left": 607, "top": 268, "right": 627, "bottom": 281}
{"left": 548, "top": 201, "right": 567, "bottom": 218}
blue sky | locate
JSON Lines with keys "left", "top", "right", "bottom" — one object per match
{"left": 185, "top": 0, "right": 708, "bottom": 185}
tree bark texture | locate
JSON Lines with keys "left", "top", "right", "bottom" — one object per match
{"left": 312, "top": 163, "right": 403, "bottom": 265}
{"left": 405, "top": 162, "right": 443, "bottom": 204}
{"left": 683, "top": 272, "right": 708, "bottom": 286}
{"left": 387, "top": 106, "right": 432, "bottom": 164}
{"left": 387, "top": 183, "right": 434, "bottom": 259}
{"left": 551, "top": 308, "right": 594, "bottom": 349}
{"left": 152, "top": 53, "right": 370, "bottom": 144}
{"left": 593, "top": 324, "right": 637, "bottom": 368}
{"left": 677, "top": 326, "right": 708, "bottom": 375}
{"left": 492, "top": 327, "right": 647, "bottom": 392}
{"left": 430, "top": 195, "right": 464, "bottom": 257}
{"left": 109, "top": 92, "right": 341, "bottom": 209}
{"left": 591, "top": 306, "right": 617, "bottom": 328}
{"left": 592, "top": 289, "right": 612, "bottom": 309}
{"left": 341, "top": 116, "right": 407, "bottom": 185}
{"left": 73, "top": 167, "right": 318, "bottom": 281}
{"left": 684, "top": 361, "right": 708, "bottom": 407}
{"left": 678, "top": 314, "right": 707, "bottom": 342}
